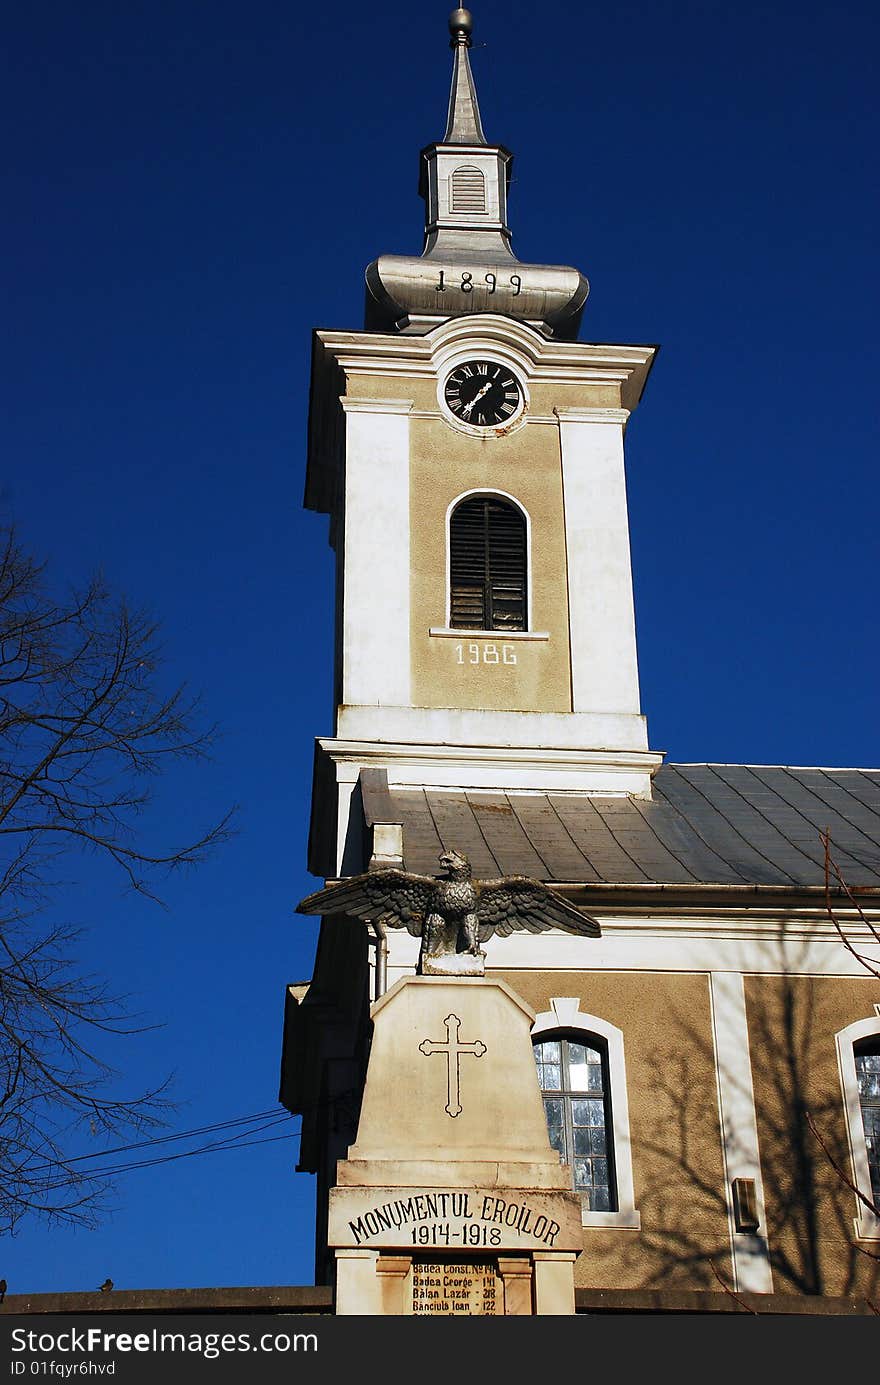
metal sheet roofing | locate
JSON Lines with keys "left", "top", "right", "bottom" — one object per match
{"left": 373, "top": 765, "right": 880, "bottom": 888}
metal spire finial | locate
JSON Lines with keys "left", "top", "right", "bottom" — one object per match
{"left": 449, "top": 8, "right": 473, "bottom": 46}
{"left": 444, "top": 8, "right": 486, "bottom": 144}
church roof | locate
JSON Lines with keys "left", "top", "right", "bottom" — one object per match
{"left": 369, "top": 765, "right": 880, "bottom": 889}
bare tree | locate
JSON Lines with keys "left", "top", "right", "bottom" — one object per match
{"left": 0, "top": 527, "right": 232, "bottom": 1232}
{"left": 821, "top": 829, "right": 880, "bottom": 983}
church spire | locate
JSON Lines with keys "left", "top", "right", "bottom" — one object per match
{"left": 363, "top": 7, "right": 590, "bottom": 339}
{"left": 444, "top": 9, "right": 486, "bottom": 145}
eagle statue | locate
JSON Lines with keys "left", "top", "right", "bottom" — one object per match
{"left": 296, "top": 848, "right": 600, "bottom": 977}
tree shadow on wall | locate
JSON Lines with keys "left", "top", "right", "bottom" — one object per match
{"left": 619, "top": 956, "right": 879, "bottom": 1300}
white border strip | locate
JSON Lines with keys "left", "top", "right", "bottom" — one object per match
{"left": 709, "top": 972, "right": 774, "bottom": 1291}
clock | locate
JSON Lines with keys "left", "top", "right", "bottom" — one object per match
{"left": 442, "top": 360, "right": 523, "bottom": 428}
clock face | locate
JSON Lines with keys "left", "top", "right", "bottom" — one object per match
{"left": 443, "top": 360, "right": 523, "bottom": 428}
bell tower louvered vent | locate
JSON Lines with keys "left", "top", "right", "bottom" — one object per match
{"left": 449, "top": 495, "right": 527, "bottom": 631}
{"left": 450, "top": 165, "right": 486, "bottom": 214}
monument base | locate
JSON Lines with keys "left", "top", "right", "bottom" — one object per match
{"left": 335, "top": 1247, "right": 578, "bottom": 1316}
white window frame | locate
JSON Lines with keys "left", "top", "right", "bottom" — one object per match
{"left": 532, "top": 997, "right": 640, "bottom": 1229}
{"left": 443, "top": 489, "right": 533, "bottom": 634}
{"left": 836, "top": 1009, "right": 880, "bottom": 1242}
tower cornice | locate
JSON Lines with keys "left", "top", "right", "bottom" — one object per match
{"left": 305, "top": 316, "right": 656, "bottom": 518}
{"left": 310, "top": 315, "right": 655, "bottom": 409}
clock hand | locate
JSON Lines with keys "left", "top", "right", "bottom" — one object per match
{"left": 461, "top": 380, "right": 493, "bottom": 419}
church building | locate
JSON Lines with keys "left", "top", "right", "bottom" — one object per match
{"left": 280, "top": 9, "right": 880, "bottom": 1314}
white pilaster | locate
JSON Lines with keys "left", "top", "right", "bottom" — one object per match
{"left": 341, "top": 399, "right": 412, "bottom": 710}
{"left": 709, "top": 971, "right": 774, "bottom": 1293}
{"left": 556, "top": 409, "right": 642, "bottom": 717}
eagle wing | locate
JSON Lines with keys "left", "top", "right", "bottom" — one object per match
{"left": 296, "top": 869, "right": 437, "bottom": 938}
{"left": 475, "top": 877, "right": 601, "bottom": 941}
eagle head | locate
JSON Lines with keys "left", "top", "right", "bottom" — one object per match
{"left": 438, "top": 848, "right": 471, "bottom": 880}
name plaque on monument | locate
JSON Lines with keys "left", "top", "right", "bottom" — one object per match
{"left": 407, "top": 1259, "right": 499, "bottom": 1316}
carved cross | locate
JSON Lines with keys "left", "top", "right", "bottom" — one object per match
{"left": 419, "top": 1013, "right": 487, "bottom": 1118}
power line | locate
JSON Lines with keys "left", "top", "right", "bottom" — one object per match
{"left": 21, "top": 1108, "right": 286, "bottom": 1174}
{"left": 11, "top": 1085, "right": 361, "bottom": 1200}
{"left": 34, "top": 1117, "right": 300, "bottom": 1193}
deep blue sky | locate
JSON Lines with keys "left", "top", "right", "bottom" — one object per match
{"left": 3, "top": 0, "right": 878, "bottom": 1293}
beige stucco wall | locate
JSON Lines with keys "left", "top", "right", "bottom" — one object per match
{"left": 339, "top": 370, "right": 629, "bottom": 717}
{"left": 496, "top": 969, "right": 729, "bottom": 1290}
{"left": 745, "top": 974, "right": 880, "bottom": 1299}
{"left": 342, "top": 375, "right": 623, "bottom": 414}
{"left": 409, "top": 415, "right": 572, "bottom": 712}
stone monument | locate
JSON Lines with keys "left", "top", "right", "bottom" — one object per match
{"left": 328, "top": 974, "right": 583, "bottom": 1315}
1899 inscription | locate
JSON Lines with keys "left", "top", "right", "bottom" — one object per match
{"left": 435, "top": 270, "right": 522, "bottom": 296}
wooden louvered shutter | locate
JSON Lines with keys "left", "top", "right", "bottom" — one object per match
{"left": 449, "top": 497, "right": 527, "bottom": 631}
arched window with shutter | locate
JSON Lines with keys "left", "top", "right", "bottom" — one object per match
{"left": 448, "top": 493, "right": 528, "bottom": 632}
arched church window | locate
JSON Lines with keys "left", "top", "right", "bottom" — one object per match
{"left": 835, "top": 1015, "right": 880, "bottom": 1240}
{"left": 450, "top": 165, "right": 486, "bottom": 214}
{"left": 449, "top": 494, "right": 527, "bottom": 632}
{"left": 533, "top": 1035, "right": 616, "bottom": 1212}
{"left": 855, "top": 1040, "right": 880, "bottom": 1206}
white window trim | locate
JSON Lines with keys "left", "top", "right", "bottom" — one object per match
{"left": 532, "top": 998, "right": 640, "bottom": 1230}
{"left": 835, "top": 1009, "right": 880, "bottom": 1242}
{"left": 444, "top": 489, "right": 532, "bottom": 632}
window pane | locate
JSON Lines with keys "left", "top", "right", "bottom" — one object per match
{"left": 573, "top": 1160, "right": 591, "bottom": 1190}
{"left": 571, "top": 1097, "right": 604, "bottom": 1126}
{"left": 858, "top": 1068, "right": 880, "bottom": 1099}
{"left": 573, "top": 1126, "right": 591, "bottom": 1156}
{"left": 544, "top": 1097, "right": 564, "bottom": 1127}
{"left": 543, "top": 1097, "right": 565, "bottom": 1160}
{"left": 534, "top": 1034, "right": 617, "bottom": 1212}
{"left": 857, "top": 1045, "right": 880, "bottom": 1203}
{"left": 567, "top": 1043, "right": 603, "bottom": 1092}
{"left": 567, "top": 1043, "right": 587, "bottom": 1084}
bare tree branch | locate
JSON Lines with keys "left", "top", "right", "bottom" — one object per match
{"left": 707, "top": 1258, "right": 759, "bottom": 1313}
{"left": 821, "top": 829, "right": 880, "bottom": 981}
{"left": 0, "top": 525, "right": 234, "bottom": 1232}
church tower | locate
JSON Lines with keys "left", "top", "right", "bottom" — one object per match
{"left": 283, "top": 8, "right": 880, "bottom": 1312}
{"left": 305, "top": 6, "right": 659, "bottom": 901}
